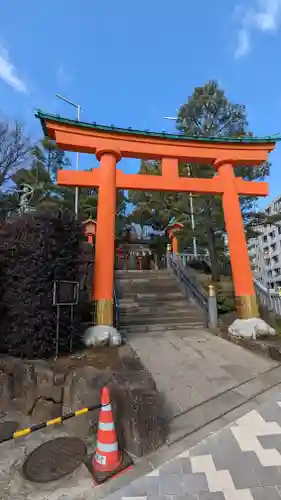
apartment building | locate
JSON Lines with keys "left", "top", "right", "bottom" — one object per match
{"left": 248, "top": 195, "right": 281, "bottom": 291}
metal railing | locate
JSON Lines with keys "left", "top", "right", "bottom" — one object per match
{"left": 176, "top": 252, "right": 281, "bottom": 318}
{"left": 254, "top": 279, "right": 281, "bottom": 317}
{"left": 177, "top": 252, "right": 206, "bottom": 267}
{"left": 113, "top": 284, "right": 120, "bottom": 330}
{"left": 168, "top": 253, "right": 209, "bottom": 326}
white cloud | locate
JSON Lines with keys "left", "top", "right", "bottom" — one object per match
{"left": 0, "top": 44, "right": 27, "bottom": 93}
{"left": 234, "top": 0, "right": 281, "bottom": 59}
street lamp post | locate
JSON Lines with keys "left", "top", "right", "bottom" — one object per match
{"left": 56, "top": 94, "right": 81, "bottom": 219}
{"left": 164, "top": 115, "right": 197, "bottom": 258}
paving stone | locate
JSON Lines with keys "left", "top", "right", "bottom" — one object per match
{"left": 253, "top": 465, "right": 281, "bottom": 486}
{"left": 159, "top": 474, "right": 185, "bottom": 496}
{"left": 258, "top": 434, "right": 281, "bottom": 452}
{"left": 170, "top": 496, "right": 197, "bottom": 500}
{"left": 126, "top": 477, "right": 160, "bottom": 497}
{"left": 250, "top": 486, "right": 281, "bottom": 500}
{"left": 197, "top": 494, "right": 225, "bottom": 500}
{"left": 159, "top": 458, "right": 183, "bottom": 475}
{"left": 259, "top": 401, "right": 281, "bottom": 428}
{"left": 183, "top": 473, "right": 209, "bottom": 494}
{"left": 101, "top": 393, "right": 281, "bottom": 500}
{"left": 147, "top": 496, "right": 173, "bottom": 500}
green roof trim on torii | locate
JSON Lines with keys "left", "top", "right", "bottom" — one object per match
{"left": 35, "top": 110, "right": 281, "bottom": 144}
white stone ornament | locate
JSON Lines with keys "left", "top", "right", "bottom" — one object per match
{"left": 83, "top": 325, "right": 122, "bottom": 347}
{"left": 228, "top": 317, "right": 276, "bottom": 340}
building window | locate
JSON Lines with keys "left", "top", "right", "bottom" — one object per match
{"left": 273, "top": 255, "right": 279, "bottom": 264}
{"left": 278, "top": 226, "right": 281, "bottom": 235}
{"left": 263, "top": 235, "right": 268, "bottom": 242}
{"left": 271, "top": 243, "right": 277, "bottom": 252}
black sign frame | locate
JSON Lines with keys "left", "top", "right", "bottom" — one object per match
{"left": 52, "top": 280, "right": 79, "bottom": 306}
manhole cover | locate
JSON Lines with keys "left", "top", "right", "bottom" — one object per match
{"left": 23, "top": 437, "right": 87, "bottom": 483}
{"left": 0, "top": 421, "right": 19, "bottom": 442}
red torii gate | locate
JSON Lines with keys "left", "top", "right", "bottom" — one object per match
{"left": 36, "top": 111, "right": 277, "bottom": 326}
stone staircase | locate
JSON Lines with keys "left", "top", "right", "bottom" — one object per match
{"left": 115, "top": 269, "right": 206, "bottom": 334}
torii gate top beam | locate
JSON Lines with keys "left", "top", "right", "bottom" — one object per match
{"left": 35, "top": 111, "right": 277, "bottom": 166}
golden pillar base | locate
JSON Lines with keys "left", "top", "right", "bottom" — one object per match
{"left": 235, "top": 294, "right": 259, "bottom": 319}
{"left": 94, "top": 299, "right": 113, "bottom": 325}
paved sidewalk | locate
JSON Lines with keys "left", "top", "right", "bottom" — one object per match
{"left": 104, "top": 393, "right": 281, "bottom": 500}
{"left": 128, "top": 327, "right": 278, "bottom": 420}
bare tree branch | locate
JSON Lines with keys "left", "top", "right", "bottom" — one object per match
{"left": 0, "top": 119, "right": 31, "bottom": 189}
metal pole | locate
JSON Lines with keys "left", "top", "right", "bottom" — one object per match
{"left": 55, "top": 304, "right": 60, "bottom": 360}
{"left": 189, "top": 194, "right": 197, "bottom": 257}
{"left": 70, "top": 304, "right": 74, "bottom": 353}
{"left": 56, "top": 94, "right": 81, "bottom": 219}
{"left": 164, "top": 115, "right": 198, "bottom": 258}
{"left": 187, "top": 166, "right": 198, "bottom": 259}
{"left": 208, "top": 284, "right": 218, "bottom": 329}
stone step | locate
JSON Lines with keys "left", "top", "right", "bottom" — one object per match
{"left": 116, "top": 270, "right": 170, "bottom": 275}
{"left": 119, "top": 286, "right": 178, "bottom": 291}
{"left": 119, "top": 304, "right": 200, "bottom": 315}
{"left": 118, "top": 291, "right": 184, "bottom": 298}
{"left": 119, "top": 316, "right": 204, "bottom": 326}
{"left": 119, "top": 307, "right": 199, "bottom": 315}
{"left": 119, "top": 301, "right": 191, "bottom": 308}
{"left": 120, "top": 322, "right": 206, "bottom": 333}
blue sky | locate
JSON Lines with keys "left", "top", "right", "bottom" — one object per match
{"left": 1, "top": 0, "right": 281, "bottom": 207}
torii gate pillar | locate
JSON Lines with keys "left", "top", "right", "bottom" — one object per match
{"left": 93, "top": 149, "right": 120, "bottom": 325}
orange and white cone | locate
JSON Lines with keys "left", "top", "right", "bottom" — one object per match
{"left": 92, "top": 387, "right": 122, "bottom": 473}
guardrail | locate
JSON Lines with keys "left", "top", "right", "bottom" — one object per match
{"left": 254, "top": 279, "right": 281, "bottom": 317}
{"left": 168, "top": 254, "right": 209, "bottom": 326}
{"left": 176, "top": 252, "right": 281, "bottom": 318}
{"left": 113, "top": 284, "right": 120, "bottom": 330}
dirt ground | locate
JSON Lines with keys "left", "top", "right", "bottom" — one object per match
{"left": 48, "top": 344, "right": 132, "bottom": 378}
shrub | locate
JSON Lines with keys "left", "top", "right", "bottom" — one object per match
{"left": 0, "top": 212, "right": 84, "bottom": 358}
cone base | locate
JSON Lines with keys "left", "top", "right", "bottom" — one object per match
{"left": 88, "top": 450, "right": 133, "bottom": 485}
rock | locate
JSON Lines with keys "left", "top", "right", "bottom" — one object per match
{"left": 110, "top": 385, "right": 167, "bottom": 457}
{"left": 109, "top": 356, "right": 157, "bottom": 392}
{"left": 0, "top": 371, "right": 13, "bottom": 411}
{"left": 30, "top": 398, "right": 61, "bottom": 423}
{"left": 12, "top": 362, "right": 37, "bottom": 414}
{"left": 229, "top": 317, "right": 276, "bottom": 340}
{"left": 107, "top": 356, "right": 167, "bottom": 456}
{"left": 32, "top": 361, "right": 62, "bottom": 402}
{"left": 63, "top": 366, "right": 108, "bottom": 437}
{"left": 83, "top": 325, "right": 122, "bottom": 347}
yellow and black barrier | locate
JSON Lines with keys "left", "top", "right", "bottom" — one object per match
{"left": 0, "top": 401, "right": 109, "bottom": 444}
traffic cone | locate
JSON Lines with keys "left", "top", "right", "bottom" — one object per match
{"left": 91, "top": 386, "right": 133, "bottom": 484}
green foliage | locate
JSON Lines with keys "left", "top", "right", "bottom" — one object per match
{"left": 0, "top": 213, "right": 84, "bottom": 358}
{"left": 244, "top": 210, "right": 281, "bottom": 240}
{"left": 129, "top": 80, "right": 269, "bottom": 280}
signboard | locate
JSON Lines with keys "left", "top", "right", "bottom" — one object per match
{"left": 52, "top": 281, "right": 79, "bottom": 306}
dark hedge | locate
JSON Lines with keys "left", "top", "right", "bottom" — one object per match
{"left": 0, "top": 212, "right": 84, "bottom": 358}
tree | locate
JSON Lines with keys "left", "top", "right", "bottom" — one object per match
{"left": 0, "top": 138, "right": 74, "bottom": 217}
{"left": 176, "top": 80, "right": 268, "bottom": 280}
{"left": 129, "top": 81, "right": 268, "bottom": 281}
{"left": 244, "top": 209, "right": 281, "bottom": 240}
{"left": 0, "top": 119, "right": 30, "bottom": 189}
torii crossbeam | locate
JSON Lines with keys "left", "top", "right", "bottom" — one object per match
{"left": 36, "top": 111, "right": 278, "bottom": 325}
